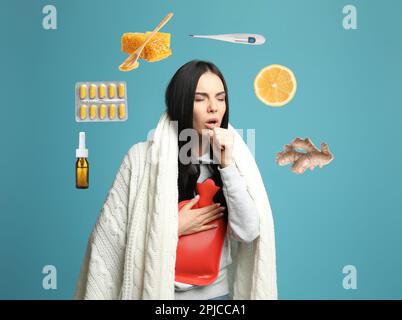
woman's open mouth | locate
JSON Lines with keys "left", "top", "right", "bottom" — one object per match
{"left": 205, "top": 118, "right": 219, "bottom": 129}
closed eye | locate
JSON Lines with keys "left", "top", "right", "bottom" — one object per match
{"left": 195, "top": 91, "right": 226, "bottom": 102}
{"left": 216, "top": 93, "right": 226, "bottom": 101}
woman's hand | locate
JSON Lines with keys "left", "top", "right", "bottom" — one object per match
{"left": 178, "top": 195, "right": 226, "bottom": 236}
{"left": 209, "top": 128, "right": 234, "bottom": 168}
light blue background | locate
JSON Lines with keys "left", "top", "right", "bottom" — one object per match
{"left": 1, "top": 0, "right": 401, "bottom": 299}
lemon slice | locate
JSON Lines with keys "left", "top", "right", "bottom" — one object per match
{"left": 254, "top": 64, "right": 297, "bottom": 107}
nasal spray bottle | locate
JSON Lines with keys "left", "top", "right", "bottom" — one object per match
{"left": 76, "top": 132, "right": 89, "bottom": 189}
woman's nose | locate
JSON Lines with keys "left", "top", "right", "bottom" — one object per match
{"left": 208, "top": 100, "right": 218, "bottom": 113}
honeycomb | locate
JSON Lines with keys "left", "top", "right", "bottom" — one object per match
{"left": 121, "top": 32, "right": 172, "bottom": 62}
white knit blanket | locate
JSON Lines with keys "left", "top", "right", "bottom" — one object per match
{"left": 75, "top": 112, "right": 277, "bottom": 300}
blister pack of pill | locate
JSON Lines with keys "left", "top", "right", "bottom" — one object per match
{"left": 75, "top": 81, "right": 128, "bottom": 122}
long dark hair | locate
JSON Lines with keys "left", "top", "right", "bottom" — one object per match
{"left": 166, "top": 60, "right": 229, "bottom": 204}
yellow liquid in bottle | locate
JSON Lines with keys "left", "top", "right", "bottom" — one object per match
{"left": 76, "top": 158, "right": 89, "bottom": 189}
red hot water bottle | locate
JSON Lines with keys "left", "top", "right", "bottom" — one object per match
{"left": 175, "top": 178, "right": 227, "bottom": 285}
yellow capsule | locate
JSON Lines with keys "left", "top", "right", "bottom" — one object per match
{"left": 89, "top": 84, "right": 96, "bottom": 99}
{"left": 80, "top": 105, "right": 87, "bottom": 120}
{"left": 118, "top": 104, "right": 126, "bottom": 119}
{"left": 98, "top": 84, "right": 106, "bottom": 99}
{"left": 90, "top": 104, "right": 96, "bottom": 119}
{"left": 79, "top": 85, "right": 87, "bottom": 100}
{"left": 118, "top": 83, "right": 125, "bottom": 98}
{"left": 99, "top": 104, "right": 106, "bottom": 120}
{"left": 109, "top": 104, "right": 116, "bottom": 119}
{"left": 108, "top": 84, "right": 116, "bottom": 98}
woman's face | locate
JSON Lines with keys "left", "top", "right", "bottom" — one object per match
{"left": 192, "top": 72, "right": 226, "bottom": 136}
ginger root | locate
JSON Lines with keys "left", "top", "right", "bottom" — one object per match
{"left": 276, "top": 138, "right": 334, "bottom": 174}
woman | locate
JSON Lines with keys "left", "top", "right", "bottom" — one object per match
{"left": 75, "top": 60, "right": 277, "bottom": 300}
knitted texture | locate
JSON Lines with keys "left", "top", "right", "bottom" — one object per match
{"left": 75, "top": 113, "right": 277, "bottom": 300}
